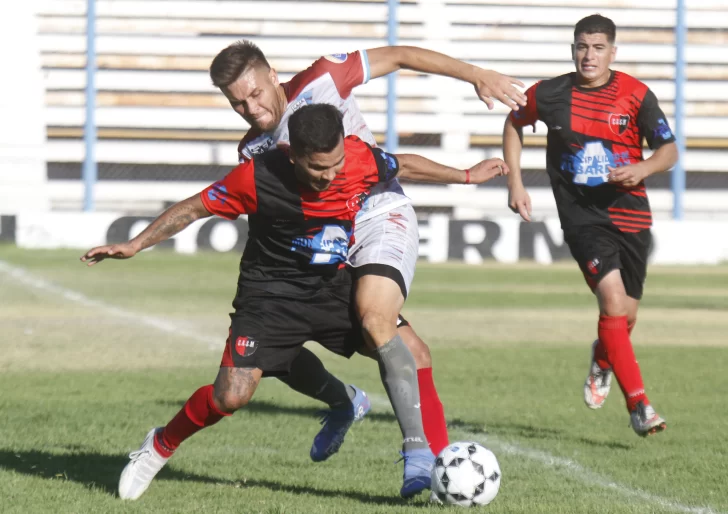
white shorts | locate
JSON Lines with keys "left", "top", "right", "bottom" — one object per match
{"left": 348, "top": 203, "right": 419, "bottom": 298}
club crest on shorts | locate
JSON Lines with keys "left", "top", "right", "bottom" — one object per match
{"left": 235, "top": 336, "right": 257, "bottom": 357}
{"left": 586, "top": 258, "right": 601, "bottom": 275}
{"left": 608, "top": 113, "right": 630, "bottom": 135}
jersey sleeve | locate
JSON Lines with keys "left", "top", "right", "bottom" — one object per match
{"left": 637, "top": 88, "right": 676, "bottom": 150}
{"left": 302, "top": 50, "right": 370, "bottom": 98}
{"left": 369, "top": 146, "right": 400, "bottom": 182}
{"left": 199, "top": 160, "right": 258, "bottom": 220}
{"left": 508, "top": 82, "right": 540, "bottom": 128}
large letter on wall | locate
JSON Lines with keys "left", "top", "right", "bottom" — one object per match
{"left": 448, "top": 220, "right": 501, "bottom": 263}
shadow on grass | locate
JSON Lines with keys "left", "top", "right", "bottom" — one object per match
{"left": 155, "top": 398, "right": 633, "bottom": 451}
{"left": 155, "top": 398, "right": 398, "bottom": 423}
{"left": 0, "top": 450, "right": 428, "bottom": 507}
{"left": 448, "top": 419, "right": 632, "bottom": 451}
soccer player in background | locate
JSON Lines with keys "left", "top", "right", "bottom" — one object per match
{"left": 81, "top": 104, "right": 509, "bottom": 500}
{"left": 503, "top": 14, "right": 677, "bottom": 436}
{"left": 211, "top": 40, "right": 525, "bottom": 457}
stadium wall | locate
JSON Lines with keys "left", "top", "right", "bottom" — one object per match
{"left": 3, "top": 212, "right": 728, "bottom": 265}
{"left": 0, "top": 2, "right": 49, "bottom": 212}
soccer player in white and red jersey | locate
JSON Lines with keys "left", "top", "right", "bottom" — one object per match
{"left": 209, "top": 40, "right": 525, "bottom": 458}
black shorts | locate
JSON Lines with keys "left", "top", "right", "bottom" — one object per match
{"left": 220, "top": 269, "right": 364, "bottom": 376}
{"left": 564, "top": 224, "right": 651, "bottom": 300}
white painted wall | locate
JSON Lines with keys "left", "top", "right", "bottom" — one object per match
{"left": 0, "top": 1, "right": 49, "bottom": 213}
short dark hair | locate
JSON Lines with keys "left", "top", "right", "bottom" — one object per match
{"left": 209, "top": 40, "right": 270, "bottom": 88}
{"left": 574, "top": 14, "right": 616, "bottom": 44}
{"left": 288, "top": 104, "right": 345, "bottom": 156}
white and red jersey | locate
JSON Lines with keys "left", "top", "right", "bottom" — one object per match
{"left": 238, "top": 50, "right": 409, "bottom": 223}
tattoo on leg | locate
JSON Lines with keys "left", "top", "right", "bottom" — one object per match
{"left": 229, "top": 367, "right": 259, "bottom": 400}
{"left": 214, "top": 367, "right": 261, "bottom": 409}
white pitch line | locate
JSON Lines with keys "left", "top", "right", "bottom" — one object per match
{"left": 1, "top": 259, "right": 724, "bottom": 514}
{"left": 463, "top": 432, "right": 721, "bottom": 514}
{"left": 0, "top": 259, "right": 219, "bottom": 349}
{"left": 366, "top": 396, "right": 723, "bottom": 514}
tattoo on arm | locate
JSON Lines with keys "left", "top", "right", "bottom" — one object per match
{"left": 131, "top": 196, "right": 209, "bottom": 251}
{"left": 135, "top": 204, "right": 195, "bottom": 250}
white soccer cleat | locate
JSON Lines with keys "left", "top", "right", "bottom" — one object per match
{"left": 630, "top": 401, "right": 667, "bottom": 437}
{"left": 118, "top": 428, "right": 170, "bottom": 500}
{"left": 584, "top": 339, "right": 612, "bottom": 409}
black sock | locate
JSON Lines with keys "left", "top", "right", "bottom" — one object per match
{"left": 278, "top": 347, "right": 353, "bottom": 409}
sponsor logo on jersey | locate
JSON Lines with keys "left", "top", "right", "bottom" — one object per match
{"left": 291, "top": 224, "right": 351, "bottom": 265}
{"left": 289, "top": 90, "right": 314, "bottom": 114}
{"left": 561, "top": 141, "right": 614, "bottom": 187}
{"left": 654, "top": 119, "right": 673, "bottom": 141}
{"left": 242, "top": 135, "right": 276, "bottom": 160}
{"left": 608, "top": 113, "right": 630, "bottom": 135}
{"left": 324, "top": 53, "right": 348, "bottom": 63}
{"left": 207, "top": 182, "right": 228, "bottom": 204}
{"left": 235, "top": 336, "right": 257, "bottom": 357}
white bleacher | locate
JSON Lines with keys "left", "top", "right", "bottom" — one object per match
{"left": 33, "top": 0, "right": 728, "bottom": 215}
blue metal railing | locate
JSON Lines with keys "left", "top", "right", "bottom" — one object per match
{"left": 386, "top": 0, "right": 398, "bottom": 153}
{"left": 83, "top": 0, "right": 97, "bottom": 212}
{"left": 673, "top": 0, "right": 686, "bottom": 220}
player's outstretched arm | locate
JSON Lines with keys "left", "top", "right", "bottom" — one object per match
{"left": 365, "top": 46, "right": 526, "bottom": 111}
{"left": 395, "top": 154, "right": 508, "bottom": 184}
{"left": 80, "top": 194, "right": 212, "bottom": 266}
{"left": 503, "top": 117, "right": 532, "bottom": 222}
{"left": 607, "top": 142, "right": 678, "bottom": 188}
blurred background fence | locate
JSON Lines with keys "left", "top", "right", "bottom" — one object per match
{"left": 1, "top": 0, "right": 728, "bottom": 263}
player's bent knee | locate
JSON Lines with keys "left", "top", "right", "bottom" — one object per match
{"left": 212, "top": 367, "right": 260, "bottom": 413}
{"left": 599, "top": 291, "right": 630, "bottom": 317}
{"left": 360, "top": 311, "right": 399, "bottom": 347}
{"left": 213, "top": 388, "right": 250, "bottom": 413}
{"left": 399, "top": 326, "right": 432, "bottom": 368}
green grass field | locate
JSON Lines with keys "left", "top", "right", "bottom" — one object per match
{"left": 1, "top": 245, "right": 727, "bottom": 514}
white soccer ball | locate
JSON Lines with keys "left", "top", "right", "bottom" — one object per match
{"left": 431, "top": 442, "right": 501, "bottom": 507}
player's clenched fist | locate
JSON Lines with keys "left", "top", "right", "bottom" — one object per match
{"left": 467, "top": 158, "right": 509, "bottom": 184}
{"left": 80, "top": 242, "right": 140, "bottom": 266}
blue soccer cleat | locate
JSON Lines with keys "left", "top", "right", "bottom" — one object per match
{"left": 310, "top": 385, "right": 371, "bottom": 462}
{"left": 400, "top": 448, "right": 436, "bottom": 498}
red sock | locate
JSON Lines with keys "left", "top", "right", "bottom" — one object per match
{"left": 154, "top": 384, "right": 230, "bottom": 458}
{"left": 417, "top": 367, "right": 449, "bottom": 456}
{"left": 594, "top": 320, "right": 636, "bottom": 369}
{"left": 598, "top": 315, "right": 648, "bottom": 412}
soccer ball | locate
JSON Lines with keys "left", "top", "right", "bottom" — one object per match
{"left": 431, "top": 442, "right": 501, "bottom": 507}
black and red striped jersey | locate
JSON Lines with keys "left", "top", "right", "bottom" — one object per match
{"left": 200, "top": 136, "right": 398, "bottom": 296}
{"left": 510, "top": 71, "right": 675, "bottom": 233}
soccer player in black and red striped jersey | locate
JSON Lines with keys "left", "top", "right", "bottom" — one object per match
{"left": 215, "top": 41, "right": 525, "bottom": 458}
{"left": 81, "top": 104, "right": 508, "bottom": 500}
{"left": 503, "top": 14, "right": 678, "bottom": 437}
